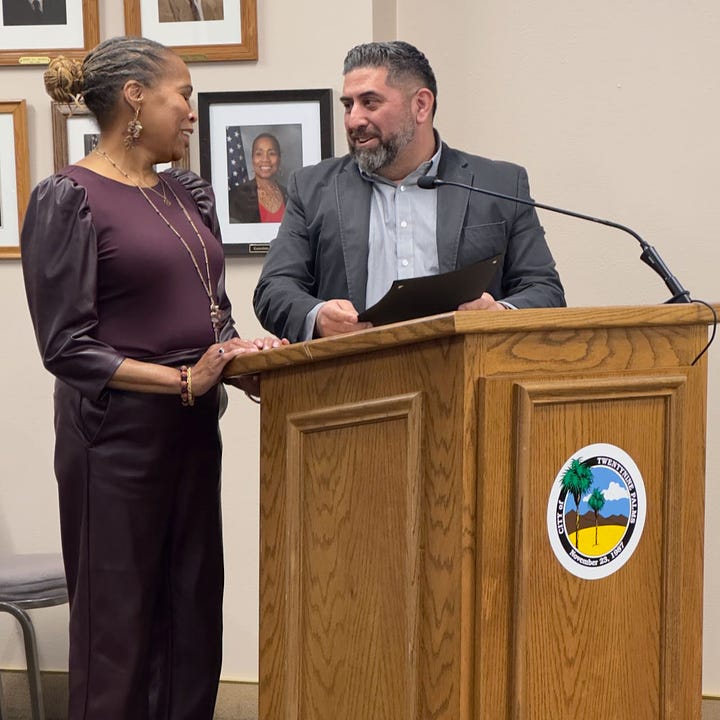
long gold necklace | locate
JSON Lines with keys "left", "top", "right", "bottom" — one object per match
{"left": 96, "top": 149, "right": 221, "bottom": 341}
{"left": 147, "top": 179, "right": 170, "bottom": 206}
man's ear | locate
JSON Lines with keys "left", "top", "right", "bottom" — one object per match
{"left": 414, "top": 87, "right": 434, "bottom": 124}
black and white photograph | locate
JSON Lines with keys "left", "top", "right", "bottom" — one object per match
{"left": 2, "top": 0, "right": 67, "bottom": 26}
{"left": 0, "top": 0, "right": 98, "bottom": 66}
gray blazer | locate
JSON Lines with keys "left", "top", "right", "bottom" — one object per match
{"left": 253, "top": 143, "right": 565, "bottom": 342}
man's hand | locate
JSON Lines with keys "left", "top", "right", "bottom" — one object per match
{"left": 458, "top": 292, "right": 509, "bottom": 312}
{"left": 316, "top": 299, "right": 373, "bottom": 337}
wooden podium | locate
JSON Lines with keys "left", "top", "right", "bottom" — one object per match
{"left": 225, "top": 305, "right": 711, "bottom": 720}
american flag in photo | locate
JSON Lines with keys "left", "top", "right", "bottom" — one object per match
{"left": 226, "top": 126, "right": 249, "bottom": 189}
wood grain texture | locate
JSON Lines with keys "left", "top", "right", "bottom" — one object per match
{"left": 285, "top": 395, "right": 422, "bottom": 719}
{"left": 259, "top": 341, "right": 468, "bottom": 720}
{"left": 0, "top": 100, "right": 29, "bottom": 259}
{"left": 253, "top": 310, "right": 708, "bottom": 720}
{"left": 511, "top": 376, "right": 690, "bottom": 718}
{"left": 225, "top": 304, "right": 717, "bottom": 379}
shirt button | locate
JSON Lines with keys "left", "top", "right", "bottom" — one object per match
{"left": 400, "top": 220, "right": 408, "bottom": 228}
{"left": 400, "top": 185, "right": 406, "bottom": 192}
{"left": 401, "top": 259, "right": 409, "bottom": 267}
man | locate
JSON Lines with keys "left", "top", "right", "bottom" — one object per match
{"left": 158, "top": 0, "right": 223, "bottom": 22}
{"left": 254, "top": 41, "right": 565, "bottom": 343}
{"left": 2, "top": 0, "right": 66, "bottom": 25}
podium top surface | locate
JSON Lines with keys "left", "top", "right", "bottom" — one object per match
{"left": 224, "top": 304, "right": 716, "bottom": 378}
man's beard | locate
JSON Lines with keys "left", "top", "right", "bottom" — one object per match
{"left": 348, "top": 117, "right": 415, "bottom": 175}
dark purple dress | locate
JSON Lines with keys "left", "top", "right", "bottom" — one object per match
{"left": 21, "top": 167, "right": 236, "bottom": 720}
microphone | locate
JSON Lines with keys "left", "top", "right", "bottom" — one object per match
{"left": 417, "top": 174, "right": 691, "bottom": 304}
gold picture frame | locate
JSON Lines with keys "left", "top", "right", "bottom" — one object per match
{"left": 51, "top": 101, "right": 190, "bottom": 172}
{"left": 0, "top": 100, "right": 30, "bottom": 259}
{"left": 0, "top": 0, "right": 99, "bottom": 67}
{"left": 124, "top": 0, "right": 257, "bottom": 63}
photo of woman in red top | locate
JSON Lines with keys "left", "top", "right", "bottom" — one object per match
{"left": 229, "top": 132, "right": 288, "bottom": 223}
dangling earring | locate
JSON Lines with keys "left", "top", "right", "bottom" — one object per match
{"left": 124, "top": 105, "right": 143, "bottom": 149}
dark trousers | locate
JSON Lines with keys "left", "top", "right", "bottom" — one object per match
{"left": 53, "top": 381, "right": 225, "bottom": 720}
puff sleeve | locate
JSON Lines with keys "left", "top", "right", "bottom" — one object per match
{"left": 21, "top": 175, "right": 125, "bottom": 400}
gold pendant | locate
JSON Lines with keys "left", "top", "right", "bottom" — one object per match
{"left": 210, "top": 301, "right": 221, "bottom": 340}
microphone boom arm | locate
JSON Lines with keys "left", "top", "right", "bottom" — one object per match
{"left": 431, "top": 178, "right": 691, "bottom": 304}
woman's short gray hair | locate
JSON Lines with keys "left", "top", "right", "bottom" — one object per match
{"left": 44, "top": 36, "right": 173, "bottom": 128}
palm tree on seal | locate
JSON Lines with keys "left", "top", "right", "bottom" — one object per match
{"left": 587, "top": 488, "right": 606, "bottom": 546}
{"left": 561, "top": 458, "right": 594, "bottom": 550}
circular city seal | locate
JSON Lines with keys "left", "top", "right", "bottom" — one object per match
{"left": 546, "top": 443, "right": 646, "bottom": 580}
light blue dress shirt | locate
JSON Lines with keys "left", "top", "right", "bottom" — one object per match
{"left": 302, "top": 142, "right": 443, "bottom": 339}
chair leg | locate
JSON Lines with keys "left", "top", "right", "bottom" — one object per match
{"left": 0, "top": 603, "right": 45, "bottom": 720}
{"left": 0, "top": 666, "right": 5, "bottom": 720}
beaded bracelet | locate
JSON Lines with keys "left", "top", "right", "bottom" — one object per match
{"left": 180, "top": 365, "right": 189, "bottom": 407}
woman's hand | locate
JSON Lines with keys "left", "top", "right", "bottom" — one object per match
{"left": 221, "top": 335, "right": 288, "bottom": 400}
{"left": 107, "top": 336, "right": 288, "bottom": 399}
{"left": 191, "top": 338, "right": 261, "bottom": 396}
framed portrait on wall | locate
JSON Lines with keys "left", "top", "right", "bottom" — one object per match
{"left": 0, "top": 0, "right": 99, "bottom": 66}
{"left": 0, "top": 100, "right": 30, "bottom": 259}
{"left": 198, "top": 89, "right": 333, "bottom": 256}
{"left": 51, "top": 101, "right": 190, "bottom": 172}
{"left": 123, "top": 0, "right": 257, "bottom": 63}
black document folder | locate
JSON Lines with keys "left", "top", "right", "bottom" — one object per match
{"left": 357, "top": 254, "right": 502, "bottom": 327}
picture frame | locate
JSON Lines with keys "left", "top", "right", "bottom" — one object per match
{"left": 0, "top": 100, "right": 30, "bottom": 259}
{"left": 51, "top": 101, "right": 190, "bottom": 172}
{"left": 123, "top": 0, "right": 257, "bottom": 63}
{"left": 0, "top": 0, "right": 99, "bottom": 67}
{"left": 198, "top": 89, "right": 333, "bottom": 256}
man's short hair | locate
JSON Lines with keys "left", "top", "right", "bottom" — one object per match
{"left": 343, "top": 41, "right": 438, "bottom": 116}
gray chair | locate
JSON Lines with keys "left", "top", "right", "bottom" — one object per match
{"left": 0, "top": 554, "right": 68, "bottom": 720}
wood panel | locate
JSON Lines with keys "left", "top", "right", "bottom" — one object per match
{"left": 285, "top": 395, "right": 422, "bottom": 720}
{"left": 512, "top": 376, "right": 687, "bottom": 719}
{"left": 258, "top": 339, "right": 471, "bottom": 720}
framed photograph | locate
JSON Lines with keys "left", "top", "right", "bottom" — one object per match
{"left": 0, "top": 0, "right": 99, "bottom": 67}
{"left": 198, "top": 89, "right": 333, "bottom": 256}
{"left": 124, "top": 0, "right": 257, "bottom": 63}
{"left": 0, "top": 101, "right": 30, "bottom": 259}
{"left": 51, "top": 101, "right": 190, "bottom": 172}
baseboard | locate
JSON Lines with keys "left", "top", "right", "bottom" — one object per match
{"left": 0, "top": 671, "right": 258, "bottom": 720}
{"left": 1, "top": 671, "right": 718, "bottom": 720}
{"left": 705, "top": 696, "right": 720, "bottom": 720}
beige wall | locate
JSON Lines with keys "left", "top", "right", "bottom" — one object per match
{"left": 1, "top": 0, "right": 719, "bottom": 694}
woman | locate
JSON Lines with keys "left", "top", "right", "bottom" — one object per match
{"left": 21, "top": 36, "right": 283, "bottom": 719}
{"left": 229, "top": 132, "right": 288, "bottom": 223}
